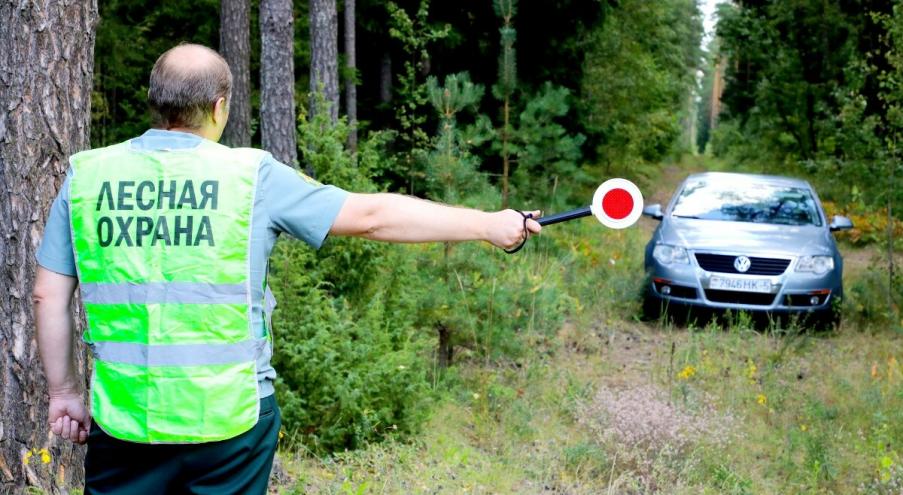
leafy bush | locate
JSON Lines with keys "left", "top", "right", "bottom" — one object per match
{"left": 823, "top": 201, "right": 903, "bottom": 247}
{"left": 270, "top": 104, "right": 432, "bottom": 453}
{"left": 270, "top": 238, "right": 430, "bottom": 454}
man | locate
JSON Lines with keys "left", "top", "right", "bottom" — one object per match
{"left": 33, "top": 44, "right": 540, "bottom": 493}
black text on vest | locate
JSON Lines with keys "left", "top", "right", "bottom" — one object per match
{"left": 95, "top": 180, "right": 219, "bottom": 247}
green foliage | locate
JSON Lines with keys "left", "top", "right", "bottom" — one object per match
{"left": 91, "top": 0, "right": 220, "bottom": 145}
{"left": 386, "top": 0, "right": 450, "bottom": 156}
{"left": 270, "top": 237, "right": 430, "bottom": 454}
{"left": 580, "top": 0, "right": 702, "bottom": 169}
{"left": 271, "top": 110, "right": 431, "bottom": 454}
{"left": 508, "top": 83, "right": 588, "bottom": 208}
{"left": 424, "top": 73, "right": 493, "bottom": 204}
{"left": 299, "top": 92, "right": 396, "bottom": 194}
{"left": 712, "top": 0, "right": 903, "bottom": 213}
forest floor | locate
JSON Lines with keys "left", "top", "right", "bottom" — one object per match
{"left": 272, "top": 156, "right": 903, "bottom": 494}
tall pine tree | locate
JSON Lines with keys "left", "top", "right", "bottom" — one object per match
{"left": 493, "top": 0, "right": 517, "bottom": 209}
{"left": 220, "top": 0, "right": 252, "bottom": 147}
{"left": 0, "top": 0, "right": 97, "bottom": 490}
{"left": 260, "top": 0, "right": 298, "bottom": 165}
{"left": 310, "top": 0, "right": 339, "bottom": 123}
{"left": 344, "top": 0, "right": 358, "bottom": 151}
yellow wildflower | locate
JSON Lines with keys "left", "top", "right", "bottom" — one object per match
{"left": 800, "top": 424, "right": 808, "bottom": 432}
{"left": 756, "top": 393, "right": 767, "bottom": 405}
{"left": 746, "top": 359, "right": 758, "bottom": 384}
{"left": 39, "top": 448, "right": 50, "bottom": 464}
{"left": 677, "top": 365, "right": 697, "bottom": 380}
{"left": 23, "top": 450, "right": 32, "bottom": 465}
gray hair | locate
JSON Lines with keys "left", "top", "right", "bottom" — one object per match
{"left": 147, "top": 44, "right": 232, "bottom": 129}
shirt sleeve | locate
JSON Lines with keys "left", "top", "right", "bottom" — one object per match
{"left": 36, "top": 170, "right": 77, "bottom": 277}
{"left": 259, "top": 156, "right": 349, "bottom": 249}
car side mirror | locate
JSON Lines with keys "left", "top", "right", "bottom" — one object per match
{"left": 642, "top": 204, "right": 663, "bottom": 220}
{"left": 829, "top": 215, "right": 853, "bottom": 231}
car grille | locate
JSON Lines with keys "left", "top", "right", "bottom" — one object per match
{"left": 694, "top": 253, "right": 791, "bottom": 275}
{"left": 704, "top": 289, "right": 776, "bottom": 306}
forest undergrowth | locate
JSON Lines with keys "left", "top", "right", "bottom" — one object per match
{"left": 272, "top": 157, "right": 903, "bottom": 495}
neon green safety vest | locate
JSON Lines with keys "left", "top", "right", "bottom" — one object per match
{"left": 68, "top": 139, "right": 268, "bottom": 444}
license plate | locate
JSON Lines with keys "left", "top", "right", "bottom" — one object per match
{"left": 709, "top": 276, "right": 772, "bottom": 293}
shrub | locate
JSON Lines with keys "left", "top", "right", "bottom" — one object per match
{"left": 576, "top": 384, "right": 734, "bottom": 487}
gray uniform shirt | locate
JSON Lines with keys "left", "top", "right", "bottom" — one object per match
{"left": 36, "top": 129, "right": 350, "bottom": 398}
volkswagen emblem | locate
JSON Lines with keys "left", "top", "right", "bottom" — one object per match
{"left": 734, "top": 255, "right": 752, "bottom": 273}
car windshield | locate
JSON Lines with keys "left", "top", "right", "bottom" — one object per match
{"left": 670, "top": 179, "right": 822, "bottom": 226}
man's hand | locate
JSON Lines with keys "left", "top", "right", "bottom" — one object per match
{"left": 34, "top": 267, "right": 85, "bottom": 444}
{"left": 485, "top": 209, "right": 542, "bottom": 250}
{"left": 48, "top": 391, "right": 91, "bottom": 445}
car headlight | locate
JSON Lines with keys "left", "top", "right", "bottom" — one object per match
{"left": 653, "top": 244, "right": 689, "bottom": 265}
{"left": 796, "top": 255, "right": 834, "bottom": 275}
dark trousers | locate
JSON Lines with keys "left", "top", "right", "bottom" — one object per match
{"left": 85, "top": 395, "right": 280, "bottom": 495}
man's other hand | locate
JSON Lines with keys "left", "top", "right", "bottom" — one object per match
{"left": 49, "top": 392, "right": 91, "bottom": 445}
{"left": 487, "top": 209, "right": 542, "bottom": 250}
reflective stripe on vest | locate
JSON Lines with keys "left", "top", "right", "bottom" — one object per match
{"left": 89, "top": 339, "right": 266, "bottom": 366}
{"left": 69, "top": 139, "right": 268, "bottom": 444}
{"left": 81, "top": 282, "right": 247, "bottom": 304}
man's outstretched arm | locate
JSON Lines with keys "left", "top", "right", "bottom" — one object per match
{"left": 33, "top": 267, "right": 90, "bottom": 444}
{"left": 329, "top": 193, "right": 542, "bottom": 249}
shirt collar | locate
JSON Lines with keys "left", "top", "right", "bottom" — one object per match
{"left": 130, "top": 128, "right": 206, "bottom": 151}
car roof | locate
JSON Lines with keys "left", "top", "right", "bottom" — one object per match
{"left": 684, "top": 171, "right": 812, "bottom": 189}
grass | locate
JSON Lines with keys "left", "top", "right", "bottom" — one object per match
{"left": 274, "top": 259, "right": 902, "bottom": 493}
{"left": 273, "top": 157, "right": 903, "bottom": 494}
{"left": 274, "top": 316, "right": 902, "bottom": 494}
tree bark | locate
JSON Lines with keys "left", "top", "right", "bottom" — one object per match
{"left": 0, "top": 0, "right": 97, "bottom": 492}
{"left": 436, "top": 324, "right": 453, "bottom": 368}
{"left": 379, "top": 51, "right": 393, "bottom": 104}
{"left": 220, "top": 0, "right": 252, "bottom": 147}
{"left": 344, "top": 0, "right": 358, "bottom": 152}
{"left": 310, "top": 0, "right": 339, "bottom": 124}
{"left": 260, "top": 0, "right": 298, "bottom": 166}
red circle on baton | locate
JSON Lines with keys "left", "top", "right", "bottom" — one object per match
{"left": 601, "top": 188, "right": 633, "bottom": 220}
{"left": 591, "top": 178, "right": 643, "bottom": 229}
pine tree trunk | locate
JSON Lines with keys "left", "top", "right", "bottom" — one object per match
{"left": 0, "top": 0, "right": 97, "bottom": 492}
{"left": 379, "top": 52, "right": 393, "bottom": 104}
{"left": 310, "top": 0, "right": 339, "bottom": 124}
{"left": 502, "top": 98, "right": 510, "bottom": 209}
{"left": 260, "top": 0, "right": 298, "bottom": 166}
{"left": 344, "top": 0, "right": 357, "bottom": 152}
{"left": 220, "top": 0, "right": 252, "bottom": 147}
{"left": 436, "top": 324, "right": 453, "bottom": 368}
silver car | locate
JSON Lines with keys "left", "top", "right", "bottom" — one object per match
{"left": 642, "top": 172, "right": 853, "bottom": 326}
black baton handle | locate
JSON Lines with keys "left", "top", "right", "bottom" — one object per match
{"left": 505, "top": 206, "right": 593, "bottom": 254}
{"left": 537, "top": 206, "right": 592, "bottom": 226}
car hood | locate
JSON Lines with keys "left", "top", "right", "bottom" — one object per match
{"left": 658, "top": 218, "right": 833, "bottom": 257}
